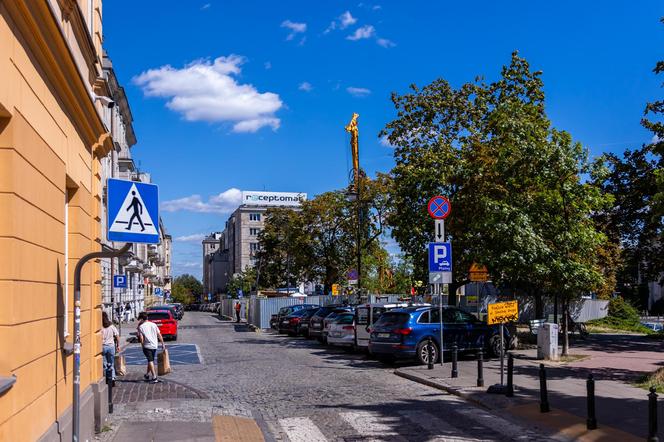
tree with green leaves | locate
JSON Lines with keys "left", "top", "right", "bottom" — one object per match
{"left": 382, "top": 52, "right": 612, "bottom": 355}
{"left": 171, "top": 274, "right": 204, "bottom": 304}
{"left": 227, "top": 267, "right": 257, "bottom": 298}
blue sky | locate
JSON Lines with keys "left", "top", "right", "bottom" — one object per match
{"left": 103, "top": 1, "right": 663, "bottom": 279}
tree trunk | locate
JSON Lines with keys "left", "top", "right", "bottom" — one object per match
{"left": 534, "top": 290, "right": 543, "bottom": 319}
{"left": 562, "top": 299, "right": 569, "bottom": 357}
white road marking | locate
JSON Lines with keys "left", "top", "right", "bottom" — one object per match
{"left": 455, "top": 407, "right": 539, "bottom": 440}
{"left": 279, "top": 417, "right": 327, "bottom": 442}
{"left": 398, "top": 410, "right": 491, "bottom": 442}
{"left": 340, "top": 411, "right": 406, "bottom": 441}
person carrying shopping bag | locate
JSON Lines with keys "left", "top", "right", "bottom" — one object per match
{"left": 101, "top": 312, "right": 120, "bottom": 380}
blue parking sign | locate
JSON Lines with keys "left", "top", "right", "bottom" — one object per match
{"left": 428, "top": 242, "right": 452, "bottom": 272}
{"left": 113, "top": 275, "right": 127, "bottom": 288}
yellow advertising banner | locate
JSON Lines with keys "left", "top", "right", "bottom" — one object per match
{"left": 331, "top": 284, "right": 340, "bottom": 296}
{"left": 487, "top": 300, "right": 518, "bottom": 325}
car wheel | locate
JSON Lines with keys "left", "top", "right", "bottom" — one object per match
{"left": 416, "top": 340, "right": 439, "bottom": 365}
{"left": 490, "top": 335, "right": 504, "bottom": 358}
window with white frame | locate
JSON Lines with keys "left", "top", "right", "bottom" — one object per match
{"left": 249, "top": 228, "right": 260, "bottom": 236}
{"left": 249, "top": 213, "right": 261, "bottom": 221}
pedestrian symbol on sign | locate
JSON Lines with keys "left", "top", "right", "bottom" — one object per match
{"left": 107, "top": 179, "right": 160, "bottom": 244}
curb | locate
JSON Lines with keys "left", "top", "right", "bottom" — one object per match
{"left": 393, "top": 368, "right": 491, "bottom": 410}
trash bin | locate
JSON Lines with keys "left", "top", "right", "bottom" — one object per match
{"left": 537, "top": 323, "right": 559, "bottom": 361}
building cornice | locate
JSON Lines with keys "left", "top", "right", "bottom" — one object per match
{"left": 5, "top": 1, "right": 106, "bottom": 149}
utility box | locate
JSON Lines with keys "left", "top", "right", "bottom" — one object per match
{"left": 537, "top": 323, "right": 559, "bottom": 361}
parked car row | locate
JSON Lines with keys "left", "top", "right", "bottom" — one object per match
{"left": 272, "top": 302, "right": 515, "bottom": 365}
{"left": 187, "top": 302, "right": 221, "bottom": 312}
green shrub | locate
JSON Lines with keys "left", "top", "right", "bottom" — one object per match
{"left": 587, "top": 296, "right": 652, "bottom": 334}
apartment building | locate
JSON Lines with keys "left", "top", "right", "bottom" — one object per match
{"left": 0, "top": 1, "right": 111, "bottom": 440}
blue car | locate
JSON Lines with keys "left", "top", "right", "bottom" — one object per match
{"left": 369, "top": 306, "right": 510, "bottom": 364}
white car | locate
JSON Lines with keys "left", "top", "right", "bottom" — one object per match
{"left": 326, "top": 313, "right": 356, "bottom": 347}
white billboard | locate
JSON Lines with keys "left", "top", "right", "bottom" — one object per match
{"left": 241, "top": 191, "right": 307, "bottom": 207}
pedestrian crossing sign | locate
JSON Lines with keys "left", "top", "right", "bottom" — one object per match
{"left": 107, "top": 178, "right": 160, "bottom": 243}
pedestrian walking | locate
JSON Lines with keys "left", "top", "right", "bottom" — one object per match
{"left": 101, "top": 311, "right": 119, "bottom": 380}
{"left": 235, "top": 301, "right": 242, "bottom": 323}
{"left": 137, "top": 312, "right": 165, "bottom": 383}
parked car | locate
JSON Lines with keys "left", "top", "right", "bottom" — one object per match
{"left": 322, "top": 307, "right": 354, "bottom": 344}
{"left": 167, "top": 303, "right": 184, "bottom": 320}
{"left": 369, "top": 306, "right": 510, "bottom": 364}
{"left": 278, "top": 307, "right": 319, "bottom": 336}
{"left": 271, "top": 304, "right": 320, "bottom": 331}
{"left": 308, "top": 305, "right": 351, "bottom": 341}
{"left": 147, "top": 305, "right": 179, "bottom": 321}
{"left": 354, "top": 303, "right": 430, "bottom": 351}
{"left": 326, "top": 313, "right": 356, "bottom": 347}
{"left": 146, "top": 309, "right": 178, "bottom": 341}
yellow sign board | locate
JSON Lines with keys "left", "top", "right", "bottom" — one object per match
{"left": 469, "top": 263, "right": 489, "bottom": 282}
{"left": 487, "top": 300, "right": 518, "bottom": 325}
{"left": 331, "top": 284, "right": 340, "bottom": 296}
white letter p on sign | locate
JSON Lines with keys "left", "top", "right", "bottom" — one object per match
{"left": 434, "top": 245, "right": 447, "bottom": 263}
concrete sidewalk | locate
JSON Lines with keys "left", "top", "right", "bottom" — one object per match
{"left": 395, "top": 348, "right": 661, "bottom": 440}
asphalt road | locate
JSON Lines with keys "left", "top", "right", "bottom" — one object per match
{"left": 117, "top": 312, "right": 552, "bottom": 441}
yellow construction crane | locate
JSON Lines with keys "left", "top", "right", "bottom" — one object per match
{"left": 345, "top": 112, "right": 360, "bottom": 191}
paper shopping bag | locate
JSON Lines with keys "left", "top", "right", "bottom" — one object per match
{"left": 114, "top": 353, "right": 126, "bottom": 376}
{"left": 157, "top": 349, "right": 171, "bottom": 375}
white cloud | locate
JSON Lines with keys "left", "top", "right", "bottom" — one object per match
{"left": 379, "top": 135, "right": 394, "bottom": 147}
{"left": 281, "top": 20, "right": 307, "bottom": 41}
{"left": 264, "top": 61, "right": 272, "bottom": 70}
{"left": 372, "top": 5, "right": 382, "bottom": 10}
{"left": 133, "top": 56, "right": 283, "bottom": 133}
{"left": 161, "top": 188, "right": 242, "bottom": 214}
{"left": 175, "top": 233, "right": 207, "bottom": 242}
{"left": 325, "top": 11, "right": 357, "bottom": 34}
{"left": 201, "top": 3, "right": 211, "bottom": 10}
{"left": 339, "top": 11, "right": 358, "bottom": 29}
{"left": 181, "top": 262, "right": 203, "bottom": 268}
{"left": 347, "top": 86, "right": 371, "bottom": 97}
{"left": 377, "top": 38, "right": 395, "bottom": 48}
{"left": 347, "top": 25, "right": 375, "bottom": 40}
{"left": 298, "top": 82, "right": 313, "bottom": 92}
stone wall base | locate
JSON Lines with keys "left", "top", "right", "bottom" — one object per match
{"left": 37, "top": 385, "right": 96, "bottom": 442}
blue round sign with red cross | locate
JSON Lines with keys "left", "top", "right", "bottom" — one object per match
{"left": 427, "top": 195, "right": 451, "bottom": 219}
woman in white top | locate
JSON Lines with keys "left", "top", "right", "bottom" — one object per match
{"left": 101, "top": 311, "right": 120, "bottom": 379}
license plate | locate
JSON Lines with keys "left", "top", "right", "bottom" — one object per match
{"left": 377, "top": 333, "right": 390, "bottom": 338}
{"left": 313, "top": 324, "right": 321, "bottom": 329}
{"left": 282, "top": 321, "right": 289, "bottom": 324}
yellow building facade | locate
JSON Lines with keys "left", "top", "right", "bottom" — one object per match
{"left": 0, "top": 1, "right": 112, "bottom": 440}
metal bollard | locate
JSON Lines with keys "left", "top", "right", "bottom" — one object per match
{"left": 586, "top": 373, "right": 597, "bottom": 430}
{"left": 506, "top": 353, "right": 514, "bottom": 397}
{"left": 427, "top": 337, "right": 434, "bottom": 370}
{"left": 451, "top": 344, "right": 458, "bottom": 378}
{"left": 648, "top": 386, "right": 659, "bottom": 442}
{"left": 105, "top": 367, "right": 114, "bottom": 414}
{"left": 477, "top": 349, "right": 484, "bottom": 387}
{"left": 539, "top": 364, "right": 550, "bottom": 413}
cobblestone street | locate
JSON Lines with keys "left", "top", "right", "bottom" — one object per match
{"left": 102, "top": 312, "right": 554, "bottom": 441}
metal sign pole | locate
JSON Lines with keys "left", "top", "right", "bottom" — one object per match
{"left": 71, "top": 243, "right": 132, "bottom": 442}
{"left": 440, "top": 286, "right": 444, "bottom": 366}
{"left": 500, "top": 322, "right": 505, "bottom": 385}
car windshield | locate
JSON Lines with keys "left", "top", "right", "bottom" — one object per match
{"left": 148, "top": 312, "right": 170, "bottom": 320}
{"left": 336, "top": 314, "right": 354, "bottom": 324}
{"left": 374, "top": 312, "right": 410, "bottom": 327}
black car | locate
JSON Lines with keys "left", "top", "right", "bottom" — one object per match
{"left": 308, "top": 305, "right": 352, "bottom": 341}
{"left": 278, "top": 307, "right": 319, "bottom": 336}
{"left": 271, "top": 304, "right": 320, "bottom": 331}
{"left": 167, "top": 303, "right": 184, "bottom": 320}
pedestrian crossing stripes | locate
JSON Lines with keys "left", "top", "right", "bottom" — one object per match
{"left": 279, "top": 417, "right": 327, "bottom": 442}
{"left": 275, "top": 407, "right": 549, "bottom": 442}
